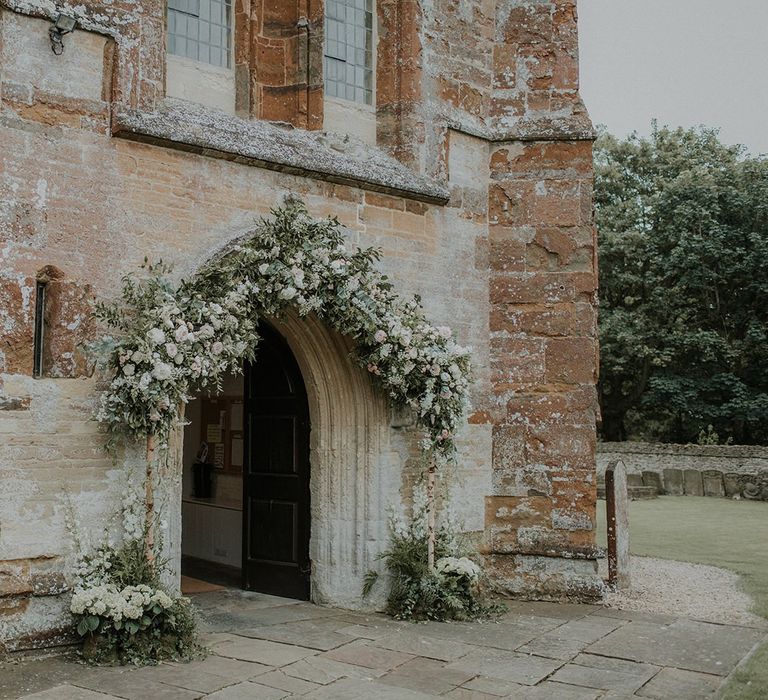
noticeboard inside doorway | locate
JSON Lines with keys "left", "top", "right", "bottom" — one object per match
{"left": 199, "top": 397, "right": 244, "bottom": 474}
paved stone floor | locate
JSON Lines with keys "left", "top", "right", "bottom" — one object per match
{"left": 2, "top": 590, "right": 766, "bottom": 699}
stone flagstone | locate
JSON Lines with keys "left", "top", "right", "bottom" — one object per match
{"left": 281, "top": 654, "right": 387, "bottom": 684}
{"left": 321, "top": 639, "right": 415, "bottom": 671}
{"left": 372, "top": 630, "right": 477, "bottom": 661}
{"left": 511, "top": 681, "right": 603, "bottom": 699}
{"left": 73, "top": 673, "right": 202, "bottom": 700}
{"left": 211, "top": 636, "right": 318, "bottom": 666}
{"left": 446, "top": 647, "right": 563, "bottom": 685}
{"left": 15, "top": 687, "right": 118, "bottom": 700}
{"left": 378, "top": 657, "right": 476, "bottom": 695}
{"left": 586, "top": 618, "right": 766, "bottom": 675}
{"left": 549, "top": 653, "right": 660, "bottom": 693}
{"left": 635, "top": 667, "right": 723, "bottom": 699}
{"left": 204, "top": 681, "right": 289, "bottom": 699}
{"left": 237, "top": 618, "right": 356, "bottom": 651}
{"left": 249, "top": 670, "right": 321, "bottom": 695}
{"left": 304, "top": 676, "right": 438, "bottom": 699}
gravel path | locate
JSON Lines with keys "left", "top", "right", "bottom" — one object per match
{"left": 598, "top": 555, "right": 768, "bottom": 628}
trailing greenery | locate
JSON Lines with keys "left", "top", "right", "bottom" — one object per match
{"left": 94, "top": 199, "right": 471, "bottom": 457}
{"left": 364, "top": 490, "right": 502, "bottom": 622}
{"left": 595, "top": 125, "right": 768, "bottom": 443}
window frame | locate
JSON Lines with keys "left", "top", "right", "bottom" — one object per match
{"left": 323, "top": 0, "right": 376, "bottom": 109}
{"left": 167, "top": 0, "right": 234, "bottom": 70}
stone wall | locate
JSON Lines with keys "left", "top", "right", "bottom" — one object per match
{"left": 597, "top": 442, "right": 768, "bottom": 500}
{"left": 0, "top": 0, "right": 599, "bottom": 650}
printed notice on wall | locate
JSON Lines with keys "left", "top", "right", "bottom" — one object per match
{"left": 206, "top": 424, "right": 222, "bottom": 444}
{"left": 230, "top": 438, "right": 244, "bottom": 468}
{"left": 214, "top": 443, "right": 225, "bottom": 469}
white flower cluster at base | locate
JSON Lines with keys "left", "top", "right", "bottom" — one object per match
{"left": 435, "top": 556, "right": 482, "bottom": 582}
{"left": 70, "top": 583, "right": 175, "bottom": 624}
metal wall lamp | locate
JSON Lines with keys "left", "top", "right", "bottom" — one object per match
{"left": 49, "top": 13, "right": 77, "bottom": 55}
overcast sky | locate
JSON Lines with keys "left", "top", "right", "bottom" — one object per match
{"left": 578, "top": 0, "right": 768, "bottom": 155}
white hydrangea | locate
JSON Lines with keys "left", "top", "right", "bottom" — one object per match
{"left": 152, "top": 362, "right": 173, "bottom": 381}
{"left": 147, "top": 328, "right": 166, "bottom": 345}
{"left": 436, "top": 556, "right": 481, "bottom": 581}
{"left": 71, "top": 583, "right": 179, "bottom": 626}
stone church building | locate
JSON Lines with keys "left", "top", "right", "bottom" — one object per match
{"left": 0, "top": 0, "right": 599, "bottom": 650}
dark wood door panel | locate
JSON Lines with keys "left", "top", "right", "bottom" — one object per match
{"left": 243, "top": 323, "right": 311, "bottom": 601}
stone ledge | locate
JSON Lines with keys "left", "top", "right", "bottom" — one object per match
{"left": 111, "top": 100, "right": 450, "bottom": 205}
{"left": 598, "top": 441, "right": 768, "bottom": 460}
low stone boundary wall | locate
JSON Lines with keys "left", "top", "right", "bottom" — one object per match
{"left": 597, "top": 442, "right": 768, "bottom": 500}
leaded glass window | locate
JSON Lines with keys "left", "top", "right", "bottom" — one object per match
{"left": 324, "top": 0, "right": 374, "bottom": 105}
{"left": 167, "top": 0, "right": 233, "bottom": 69}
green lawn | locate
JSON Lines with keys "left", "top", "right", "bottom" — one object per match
{"left": 596, "top": 496, "right": 768, "bottom": 699}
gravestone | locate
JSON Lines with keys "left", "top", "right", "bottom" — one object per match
{"left": 642, "top": 471, "right": 663, "bottom": 495}
{"left": 703, "top": 470, "right": 725, "bottom": 498}
{"left": 683, "top": 469, "right": 704, "bottom": 496}
{"left": 663, "top": 468, "right": 684, "bottom": 496}
{"left": 723, "top": 473, "right": 741, "bottom": 498}
{"left": 605, "top": 460, "right": 631, "bottom": 591}
{"left": 626, "top": 473, "right": 644, "bottom": 488}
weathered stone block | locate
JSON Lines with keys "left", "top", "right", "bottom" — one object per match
{"left": 723, "top": 473, "right": 741, "bottom": 498}
{"left": 0, "top": 563, "right": 32, "bottom": 598}
{"left": 663, "top": 469, "right": 684, "bottom": 496}
{"left": 642, "top": 471, "right": 663, "bottom": 495}
{"left": 683, "top": 469, "right": 704, "bottom": 496}
{"left": 702, "top": 471, "right": 725, "bottom": 498}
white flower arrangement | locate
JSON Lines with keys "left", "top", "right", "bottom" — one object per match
{"left": 71, "top": 583, "right": 174, "bottom": 626}
{"left": 435, "top": 556, "right": 481, "bottom": 582}
{"left": 94, "top": 201, "right": 472, "bottom": 458}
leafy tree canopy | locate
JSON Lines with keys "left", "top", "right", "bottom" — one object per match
{"left": 595, "top": 125, "right": 768, "bottom": 444}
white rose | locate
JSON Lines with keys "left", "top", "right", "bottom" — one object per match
{"left": 175, "top": 325, "right": 189, "bottom": 342}
{"left": 123, "top": 363, "right": 135, "bottom": 377}
{"left": 374, "top": 330, "right": 387, "bottom": 343}
{"left": 211, "top": 341, "right": 224, "bottom": 355}
{"left": 280, "top": 286, "right": 297, "bottom": 300}
{"left": 165, "top": 342, "right": 178, "bottom": 358}
{"left": 259, "top": 263, "right": 269, "bottom": 275}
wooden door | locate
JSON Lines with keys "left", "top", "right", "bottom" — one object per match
{"left": 242, "top": 324, "right": 311, "bottom": 600}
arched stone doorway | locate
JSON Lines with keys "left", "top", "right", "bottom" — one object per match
{"left": 175, "top": 311, "right": 405, "bottom": 608}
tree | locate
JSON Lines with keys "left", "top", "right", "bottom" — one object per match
{"left": 595, "top": 125, "right": 768, "bottom": 444}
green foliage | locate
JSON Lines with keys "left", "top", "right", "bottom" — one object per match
{"left": 106, "top": 538, "right": 162, "bottom": 589}
{"left": 69, "top": 493, "right": 201, "bottom": 666}
{"left": 364, "top": 503, "right": 502, "bottom": 622}
{"left": 78, "top": 595, "right": 201, "bottom": 666}
{"left": 595, "top": 125, "right": 768, "bottom": 443}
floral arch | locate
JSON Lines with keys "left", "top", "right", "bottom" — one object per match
{"left": 95, "top": 200, "right": 472, "bottom": 567}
